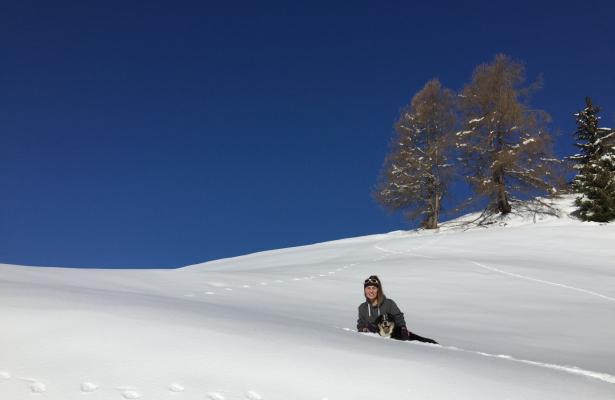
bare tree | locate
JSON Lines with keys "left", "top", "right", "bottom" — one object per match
{"left": 456, "top": 54, "right": 561, "bottom": 215}
{"left": 375, "top": 79, "right": 456, "bottom": 229}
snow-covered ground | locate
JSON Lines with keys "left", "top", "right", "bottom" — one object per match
{"left": 2, "top": 196, "right": 614, "bottom": 399}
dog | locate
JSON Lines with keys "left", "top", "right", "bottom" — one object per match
{"left": 374, "top": 313, "right": 439, "bottom": 344}
{"left": 374, "top": 313, "right": 396, "bottom": 338}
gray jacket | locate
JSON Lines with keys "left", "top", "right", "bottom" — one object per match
{"left": 357, "top": 296, "right": 406, "bottom": 331}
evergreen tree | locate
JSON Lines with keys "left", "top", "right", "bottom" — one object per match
{"left": 571, "top": 97, "right": 615, "bottom": 222}
{"left": 570, "top": 97, "right": 601, "bottom": 168}
{"left": 456, "top": 54, "right": 559, "bottom": 214}
{"left": 375, "top": 79, "right": 456, "bottom": 229}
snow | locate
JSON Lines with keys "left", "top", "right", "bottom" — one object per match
{"left": 1, "top": 196, "right": 615, "bottom": 399}
{"left": 468, "top": 117, "right": 484, "bottom": 124}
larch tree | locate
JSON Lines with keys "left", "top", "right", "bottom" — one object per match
{"left": 375, "top": 79, "right": 456, "bottom": 229}
{"left": 570, "top": 97, "right": 615, "bottom": 222}
{"left": 456, "top": 54, "right": 560, "bottom": 215}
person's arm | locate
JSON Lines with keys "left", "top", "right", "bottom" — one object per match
{"left": 388, "top": 299, "right": 407, "bottom": 327}
{"left": 357, "top": 304, "right": 377, "bottom": 332}
{"left": 357, "top": 304, "right": 368, "bottom": 331}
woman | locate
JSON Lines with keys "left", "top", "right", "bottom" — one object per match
{"left": 357, "top": 275, "right": 438, "bottom": 344}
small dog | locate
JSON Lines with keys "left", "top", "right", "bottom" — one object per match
{"left": 374, "top": 313, "right": 439, "bottom": 344}
{"left": 374, "top": 313, "right": 396, "bottom": 338}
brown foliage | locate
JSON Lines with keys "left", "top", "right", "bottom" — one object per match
{"left": 375, "top": 79, "right": 456, "bottom": 228}
{"left": 456, "top": 54, "right": 563, "bottom": 214}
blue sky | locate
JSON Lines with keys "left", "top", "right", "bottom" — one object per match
{"left": 2, "top": 1, "right": 614, "bottom": 268}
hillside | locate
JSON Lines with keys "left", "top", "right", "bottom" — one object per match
{"left": 1, "top": 195, "right": 614, "bottom": 399}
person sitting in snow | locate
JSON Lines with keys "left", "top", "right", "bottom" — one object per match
{"left": 357, "top": 275, "right": 438, "bottom": 344}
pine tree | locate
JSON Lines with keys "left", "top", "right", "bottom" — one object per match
{"left": 570, "top": 97, "right": 601, "bottom": 168}
{"left": 571, "top": 97, "right": 615, "bottom": 222}
{"left": 456, "top": 54, "right": 560, "bottom": 215}
{"left": 375, "top": 79, "right": 456, "bottom": 229}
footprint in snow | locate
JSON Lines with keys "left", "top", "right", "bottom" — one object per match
{"left": 80, "top": 382, "right": 99, "bottom": 393}
{"left": 168, "top": 383, "right": 184, "bottom": 392}
{"left": 121, "top": 390, "right": 142, "bottom": 399}
{"left": 207, "top": 392, "right": 225, "bottom": 400}
{"left": 29, "top": 381, "right": 46, "bottom": 394}
{"left": 19, "top": 378, "right": 46, "bottom": 394}
{"left": 245, "top": 390, "right": 263, "bottom": 399}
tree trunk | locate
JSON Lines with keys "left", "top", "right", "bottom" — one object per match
{"left": 494, "top": 166, "right": 511, "bottom": 214}
{"left": 424, "top": 192, "right": 440, "bottom": 229}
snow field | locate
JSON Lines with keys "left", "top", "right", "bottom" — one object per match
{"left": 1, "top": 196, "right": 615, "bottom": 399}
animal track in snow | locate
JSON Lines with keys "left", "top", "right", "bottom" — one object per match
{"left": 207, "top": 392, "right": 225, "bottom": 400}
{"left": 80, "top": 381, "right": 99, "bottom": 392}
{"left": 168, "top": 383, "right": 184, "bottom": 392}
{"left": 245, "top": 390, "right": 263, "bottom": 399}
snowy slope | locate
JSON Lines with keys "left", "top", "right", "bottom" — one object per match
{"left": 1, "top": 196, "right": 615, "bottom": 399}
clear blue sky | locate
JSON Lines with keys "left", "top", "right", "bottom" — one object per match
{"left": 2, "top": 1, "right": 614, "bottom": 268}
